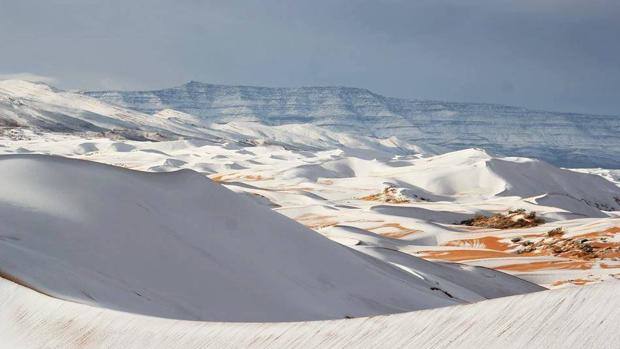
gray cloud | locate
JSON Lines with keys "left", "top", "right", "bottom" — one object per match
{"left": 0, "top": 0, "right": 618, "bottom": 114}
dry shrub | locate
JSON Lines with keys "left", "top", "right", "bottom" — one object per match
{"left": 460, "top": 211, "right": 544, "bottom": 229}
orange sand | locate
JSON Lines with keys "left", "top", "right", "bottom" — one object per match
{"left": 497, "top": 260, "right": 592, "bottom": 272}
{"left": 445, "top": 236, "right": 511, "bottom": 251}
{"left": 367, "top": 223, "right": 419, "bottom": 239}
{"left": 420, "top": 249, "right": 516, "bottom": 262}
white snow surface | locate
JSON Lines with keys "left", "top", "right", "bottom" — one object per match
{"left": 1, "top": 78, "right": 620, "bottom": 346}
{"left": 0, "top": 80, "right": 425, "bottom": 155}
{"left": 0, "top": 155, "right": 545, "bottom": 322}
{"left": 0, "top": 276, "right": 618, "bottom": 348}
{"left": 83, "top": 80, "right": 620, "bottom": 168}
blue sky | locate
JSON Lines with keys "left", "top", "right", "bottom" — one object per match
{"left": 0, "top": 0, "right": 618, "bottom": 115}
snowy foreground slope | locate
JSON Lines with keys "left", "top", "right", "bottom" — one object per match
{"left": 84, "top": 81, "right": 620, "bottom": 168}
{"left": 0, "top": 155, "right": 545, "bottom": 322}
{"left": 0, "top": 277, "right": 618, "bottom": 349}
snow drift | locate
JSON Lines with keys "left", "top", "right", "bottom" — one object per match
{"left": 394, "top": 149, "right": 620, "bottom": 214}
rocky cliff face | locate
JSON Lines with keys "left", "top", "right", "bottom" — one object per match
{"left": 84, "top": 81, "right": 620, "bottom": 168}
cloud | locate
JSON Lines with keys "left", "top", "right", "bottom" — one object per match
{"left": 0, "top": 1, "right": 618, "bottom": 114}
{"left": 96, "top": 76, "right": 149, "bottom": 91}
{"left": 0, "top": 72, "right": 57, "bottom": 84}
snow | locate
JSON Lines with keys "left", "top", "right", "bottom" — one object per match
{"left": 0, "top": 155, "right": 547, "bottom": 322}
{"left": 0, "top": 276, "right": 618, "bottom": 348}
{"left": 1, "top": 78, "right": 620, "bottom": 346}
{"left": 83, "top": 80, "right": 620, "bottom": 168}
{"left": 1, "top": 123, "right": 618, "bottom": 289}
{"left": 0, "top": 80, "right": 156, "bottom": 134}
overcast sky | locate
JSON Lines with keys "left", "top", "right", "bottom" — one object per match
{"left": 0, "top": 0, "right": 618, "bottom": 115}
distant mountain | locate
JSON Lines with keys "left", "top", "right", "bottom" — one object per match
{"left": 83, "top": 81, "right": 620, "bottom": 168}
{"left": 0, "top": 80, "right": 170, "bottom": 140}
{"left": 0, "top": 80, "right": 422, "bottom": 155}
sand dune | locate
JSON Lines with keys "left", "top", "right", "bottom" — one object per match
{"left": 0, "top": 155, "right": 547, "bottom": 322}
{"left": 1, "top": 80, "right": 619, "bottom": 347}
{"left": 0, "top": 276, "right": 617, "bottom": 348}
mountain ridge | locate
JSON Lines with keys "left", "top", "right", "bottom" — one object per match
{"left": 83, "top": 80, "right": 620, "bottom": 168}
{"left": 90, "top": 80, "right": 619, "bottom": 118}
{"left": 1, "top": 79, "right": 618, "bottom": 168}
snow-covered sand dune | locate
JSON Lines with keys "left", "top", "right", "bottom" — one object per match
{"left": 1, "top": 126, "right": 619, "bottom": 288}
{"left": 1, "top": 77, "right": 620, "bottom": 347}
{"left": 0, "top": 155, "right": 545, "bottom": 322}
{"left": 0, "top": 276, "right": 617, "bottom": 348}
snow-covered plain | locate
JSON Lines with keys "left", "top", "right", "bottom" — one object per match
{"left": 1, "top": 79, "right": 619, "bottom": 347}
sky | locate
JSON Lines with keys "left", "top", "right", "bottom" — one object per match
{"left": 0, "top": 0, "right": 619, "bottom": 115}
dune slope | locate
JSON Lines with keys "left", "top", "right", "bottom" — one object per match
{"left": 0, "top": 276, "right": 617, "bottom": 348}
{"left": 0, "top": 154, "right": 544, "bottom": 322}
{"left": 0, "top": 155, "right": 468, "bottom": 321}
